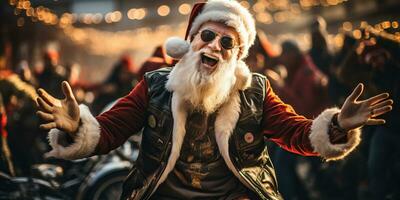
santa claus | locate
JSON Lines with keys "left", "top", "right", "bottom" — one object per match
{"left": 36, "top": 0, "right": 393, "bottom": 199}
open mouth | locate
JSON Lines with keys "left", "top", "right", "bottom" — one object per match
{"left": 201, "top": 53, "right": 219, "bottom": 69}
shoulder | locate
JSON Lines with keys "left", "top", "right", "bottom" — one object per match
{"left": 144, "top": 67, "right": 172, "bottom": 84}
{"left": 144, "top": 67, "right": 172, "bottom": 96}
{"left": 250, "top": 73, "right": 267, "bottom": 87}
{"left": 242, "top": 72, "right": 267, "bottom": 100}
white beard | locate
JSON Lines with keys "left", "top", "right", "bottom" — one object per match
{"left": 166, "top": 48, "right": 239, "bottom": 114}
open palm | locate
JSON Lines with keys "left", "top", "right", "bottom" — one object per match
{"left": 338, "top": 83, "right": 393, "bottom": 131}
{"left": 36, "top": 81, "right": 80, "bottom": 135}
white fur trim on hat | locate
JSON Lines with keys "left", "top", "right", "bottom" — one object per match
{"left": 165, "top": 37, "right": 190, "bottom": 59}
{"left": 309, "top": 107, "right": 362, "bottom": 161}
{"left": 188, "top": 0, "right": 256, "bottom": 59}
{"left": 45, "top": 104, "right": 101, "bottom": 160}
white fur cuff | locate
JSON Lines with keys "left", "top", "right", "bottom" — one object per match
{"left": 309, "top": 108, "right": 361, "bottom": 161}
{"left": 45, "top": 104, "right": 101, "bottom": 160}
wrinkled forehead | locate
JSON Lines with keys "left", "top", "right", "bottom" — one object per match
{"left": 198, "top": 21, "right": 240, "bottom": 42}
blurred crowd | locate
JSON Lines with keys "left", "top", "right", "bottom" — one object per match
{"left": 1, "top": 16, "right": 399, "bottom": 200}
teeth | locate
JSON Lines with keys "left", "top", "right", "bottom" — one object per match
{"left": 203, "top": 53, "right": 218, "bottom": 60}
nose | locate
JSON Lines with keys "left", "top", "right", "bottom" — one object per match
{"left": 207, "top": 36, "right": 221, "bottom": 51}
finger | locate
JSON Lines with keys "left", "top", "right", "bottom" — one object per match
{"left": 366, "top": 119, "right": 386, "bottom": 126}
{"left": 370, "top": 99, "right": 393, "bottom": 110}
{"left": 347, "top": 83, "right": 364, "bottom": 102}
{"left": 39, "top": 122, "right": 57, "bottom": 130}
{"left": 37, "top": 111, "right": 54, "bottom": 121}
{"left": 37, "top": 97, "right": 53, "bottom": 113}
{"left": 38, "top": 88, "right": 56, "bottom": 107}
{"left": 34, "top": 97, "right": 40, "bottom": 108}
{"left": 365, "top": 93, "right": 390, "bottom": 105}
{"left": 61, "top": 81, "right": 76, "bottom": 101}
{"left": 372, "top": 105, "right": 392, "bottom": 117}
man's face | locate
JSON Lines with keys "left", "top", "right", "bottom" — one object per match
{"left": 191, "top": 21, "right": 240, "bottom": 74}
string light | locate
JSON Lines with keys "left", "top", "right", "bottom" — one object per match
{"left": 17, "top": 17, "right": 25, "bottom": 27}
{"left": 7, "top": 0, "right": 399, "bottom": 45}
{"left": 178, "top": 3, "right": 191, "bottom": 15}
{"left": 392, "top": 21, "right": 399, "bottom": 29}
{"left": 256, "top": 12, "right": 273, "bottom": 24}
{"left": 157, "top": 5, "right": 170, "bottom": 17}
{"left": 342, "top": 21, "right": 352, "bottom": 31}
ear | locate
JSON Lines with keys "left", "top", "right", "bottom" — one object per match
{"left": 234, "top": 60, "right": 252, "bottom": 90}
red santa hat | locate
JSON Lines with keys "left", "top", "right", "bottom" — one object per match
{"left": 165, "top": 0, "right": 256, "bottom": 60}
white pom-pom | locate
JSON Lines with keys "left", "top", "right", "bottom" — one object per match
{"left": 165, "top": 37, "right": 190, "bottom": 59}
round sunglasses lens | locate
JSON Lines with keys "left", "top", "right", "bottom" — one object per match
{"left": 221, "top": 36, "right": 234, "bottom": 49}
{"left": 201, "top": 30, "right": 215, "bottom": 42}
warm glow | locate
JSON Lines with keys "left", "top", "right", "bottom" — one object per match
{"left": 136, "top": 8, "right": 146, "bottom": 20}
{"left": 256, "top": 12, "right": 273, "bottom": 24}
{"left": 105, "top": 13, "right": 113, "bottom": 23}
{"left": 82, "top": 14, "right": 93, "bottom": 24}
{"left": 381, "top": 21, "right": 391, "bottom": 29}
{"left": 128, "top": 8, "right": 146, "bottom": 20}
{"left": 178, "top": 3, "right": 191, "bottom": 15}
{"left": 327, "top": 0, "right": 339, "bottom": 6}
{"left": 273, "top": 12, "right": 287, "bottom": 23}
{"left": 127, "top": 8, "right": 136, "bottom": 19}
{"left": 26, "top": 7, "right": 34, "bottom": 16}
{"left": 392, "top": 21, "right": 399, "bottom": 29}
{"left": 17, "top": 17, "right": 25, "bottom": 27}
{"left": 253, "top": 2, "right": 265, "bottom": 13}
{"left": 157, "top": 5, "right": 170, "bottom": 16}
{"left": 333, "top": 34, "right": 344, "bottom": 48}
{"left": 93, "top": 13, "right": 103, "bottom": 24}
{"left": 22, "top": 1, "right": 31, "bottom": 9}
{"left": 9, "top": 0, "right": 17, "bottom": 6}
{"left": 290, "top": 4, "right": 301, "bottom": 15}
{"left": 111, "top": 11, "right": 122, "bottom": 22}
{"left": 360, "top": 21, "right": 368, "bottom": 28}
{"left": 353, "top": 29, "right": 362, "bottom": 39}
{"left": 342, "top": 21, "right": 352, "bottom": 31}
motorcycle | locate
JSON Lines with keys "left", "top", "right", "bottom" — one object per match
{"left": 0, "top": 139, "right": 138, "bottom": 200}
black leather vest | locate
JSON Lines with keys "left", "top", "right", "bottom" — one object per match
{"left": 120, "top": 68, "right": 283, "bottom": 200}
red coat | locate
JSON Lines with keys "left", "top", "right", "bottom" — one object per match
{"left": 95, "top": 78, "right": 318, "bottom": 156}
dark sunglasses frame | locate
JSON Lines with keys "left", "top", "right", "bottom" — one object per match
{"left": 200, "top": 29, "right": 236, "bottom": 50}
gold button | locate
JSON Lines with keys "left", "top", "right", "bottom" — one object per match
{"left": 244, "top": 132, "right": 254, "bottom": 143}
{"left": 148, "top": 115, "right": 157, "bottom": 128}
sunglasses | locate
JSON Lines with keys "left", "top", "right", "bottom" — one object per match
{"left": 200, "top": 29, "right": 237, "bottom": 50}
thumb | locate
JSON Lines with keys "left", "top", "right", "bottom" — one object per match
{"left": 348, "top": 83, "right": 364, "bottom": 102}
{"left": 61, "top": 81, "right": 76, "bottom": 101}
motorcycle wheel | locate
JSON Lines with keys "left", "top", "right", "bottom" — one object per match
{"left": 80, "top": 170, "right": 128, "bottom": 200}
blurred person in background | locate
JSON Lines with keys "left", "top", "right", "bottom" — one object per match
{"left": 309, "top": 16, "right": 333, "bottom": 77}
{"left": 0, "top": 38, "right": 40, "bottom": 176}
{"left": 35, "top": 50, "right": 67, "bottom": 99}
{"left": 329, "top": 34, "right": 358, "bottom": 105}
{"left": 335, "top": 34, "right": 399, "bottom": 199}
{"left": 15, "top": 60, "right": 38, "bottom": 87}
{"left": 64, "top": 62, "right": 87, "bottom": 104}
{"left": 360, "top": 37, "right": 400, "bottom": 200}
{"left": 92, "top": 55, "right": 138, "bottom": 115}
{"left": 272, "top": 40, "right": 330, "bottom": 200}
{"left": 136, "top": 45, "right": 176, "bottom": 81}
{"left": 245, "top": 32, "right": 278, "bottom": 75}
{"left": 275, "top": 40, "right": 329, "bottom": 117}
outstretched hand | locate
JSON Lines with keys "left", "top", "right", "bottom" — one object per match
{"left": 36, "top": 81, "right": 80, "bottom": 136}
{"left": 338, "top": 83, "right": 393, "bottom": 131}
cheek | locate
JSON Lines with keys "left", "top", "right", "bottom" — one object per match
{"left": 191, "top": 37, "right": 207, "bottom": 51}
{"left": 222, "top": 51, "right": 231, "bottom": 60}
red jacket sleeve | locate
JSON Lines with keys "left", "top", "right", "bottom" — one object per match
{"left": 262, "top": 79, "right": 318, "bottom": 156}
{"left": 94, "top": 79, "right": 148, "bottom": 154}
